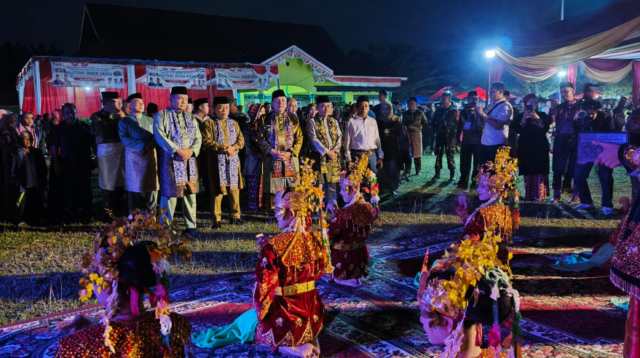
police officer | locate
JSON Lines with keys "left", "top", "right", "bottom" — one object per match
{"left": 432, "top": 92, "right": 459, "bottom": 181}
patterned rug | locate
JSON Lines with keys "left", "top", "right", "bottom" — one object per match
{"left": 0, "top": 228, "right": 627, "bottom": 358}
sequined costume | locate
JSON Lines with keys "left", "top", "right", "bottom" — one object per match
{"left": 611, "top": 144, "right": 640, "bottom": 358}
{"left": 459, "top": 203, "right": 519, "bottom": 244}
{"left": 55, "top": 313, "right": 191, "bottom": 358}
{"left": 328, "top": 199, "right": 376, "bottom": 280}
{"left": 253, "top": 230, "right": 329, "bottom": 350}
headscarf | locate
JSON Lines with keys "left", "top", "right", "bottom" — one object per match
{"left": 16, "top": 112, "right": 38, "bottom": 148}
{"left": 378, "top": 101, "right": 397, "bottom": 122}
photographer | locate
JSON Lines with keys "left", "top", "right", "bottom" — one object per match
{"left": 514, "top": 94, "right": 551, "bottom": 201}
{"left": 573, "top": 100, "right": 616, "bottom": 215}
{"left": 457, "top": 91, "right": 483, "bottom": 188}
{"left": 475, "top": 81, "right": 513, "bottom": 167}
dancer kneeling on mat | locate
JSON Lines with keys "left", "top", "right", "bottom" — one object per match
{"left": 192, "top": 162, "right": 330, "bottom": 358}
{"left": 417, "top": 227, "right": 523, "bottom": 358}
{"left": 55, "top": 212, "right": 192, "bottom": 357}
{"left": 327, "top": 151, "right": 380, "bottom": 287}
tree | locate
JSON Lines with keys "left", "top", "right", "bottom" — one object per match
{"left": 600, "top": 75, "right": 633, "bottom": 99}
{"left": 348, "top": 42, "right": 442, "bottom": 100}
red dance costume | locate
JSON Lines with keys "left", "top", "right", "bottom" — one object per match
{"left": 55, "top": 313, "right": 191, "bottom": 358}
{"left": 328, "top": 200, "right": 377, "bottom": 280}
{"left": 253, "top": 230, "right": 329, "bottom": 350}
{"left": 458, "top": 203, "right": 518, "bottom": 244}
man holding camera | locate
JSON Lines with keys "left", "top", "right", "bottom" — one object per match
{"left": 573, "top": 100, "right": 615, "bottom": 215}
{"left": 457, "top": 90, "right": 483, "bottom": 188}
{"left": 475, "top": 82, "right": 513, "bottom": 167}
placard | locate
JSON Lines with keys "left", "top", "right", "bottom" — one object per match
{"left": 51, "top": 62, "right": 125, "bottom": 88}
{"left": 577, "top": 132, "right": 629, "bottom": 164}
{"left": 146, "top": 66, "right": 207, "bottom": 89}
{"left": 215, "top": 67, "right": 272, "bottom": 90}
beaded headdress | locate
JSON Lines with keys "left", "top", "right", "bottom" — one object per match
{"left": 418, "top": 224, "right": 522, "bottom": 358}
{"left": 476, "top": 146, "right": 518, "bottom": 197}
{"left": 275, "top": 159, "right": 325, "bottom": 231}
{"left": 77, "top": 210, "right": 191, "bottom": 354}
{"left": 339, "top": 152, "right": 380, "bottom": 205}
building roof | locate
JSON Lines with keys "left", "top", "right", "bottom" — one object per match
{"left": 78, "top": 3, "right": 360, "bottom": 74}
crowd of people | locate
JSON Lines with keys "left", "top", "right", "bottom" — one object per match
{"left": 1, "top": 82, "right": 639, "bottom": 227}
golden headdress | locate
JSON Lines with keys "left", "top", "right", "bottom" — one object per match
{"left": 275, "top": 159, "right": 325, "bottom": 231}
{"left": 77, "top": 209, "right": 191, "bottom": 353}
{"left": 477, "top": 146, "right": 518, "bottom": 196}
{"left": 339, "top": 152, "right": 380, "bottom": 204}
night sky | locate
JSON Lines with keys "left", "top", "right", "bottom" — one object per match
{"left": 0, "top": 0, "right": 626, "bottom": 55}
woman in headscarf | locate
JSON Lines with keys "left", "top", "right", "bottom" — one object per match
{"left": 376, "top": 101, "right": 404, "bottom": 195}
{"left": 11, "top": 131, "right": 47, "bottom": 225}
{"left": 16, "top": 112, "right": 39, "bottom": 149}
{"left": 243, "top": 103, "right": 266, "bottom": 211}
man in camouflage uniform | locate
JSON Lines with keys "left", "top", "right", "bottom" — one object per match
{"left": 432, "top": 92, "right": 459, "bottom": 181}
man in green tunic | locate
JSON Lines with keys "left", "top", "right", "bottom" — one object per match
{"left": 256, "top": 89, "right": 303, "bottom": 211}
{"left": 118, "top": 93, "right": 158, "bottom": 211}
{"left": 201, "top": 97, "right": 245, "bottom": 229}
{"left": 153, "top": 86, "right": 202, "bottom": 235}
{"left": 306, "top": 95, "right": 342, "bottom": 207}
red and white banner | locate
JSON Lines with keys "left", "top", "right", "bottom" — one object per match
{"left": 215, "top": 65, "right": 278, "bottom": 90}
{"left": 146, "top": 66, "right": 207, "bottom": 89}
{"left": 51, "top": 62, "right": 125, "bottom": 88}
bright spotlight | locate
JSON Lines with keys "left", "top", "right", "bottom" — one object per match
{"left": 85, "top": 86, "right": 91, "bottom": 91}
{"left": 485, "top": 50, "right": 496, "bottom": 58}
{"left": 558, "top": 71, "right": 567, "bottom": 77}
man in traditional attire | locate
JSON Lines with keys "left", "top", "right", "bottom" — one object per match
{"left": 257, "top": 89, "right": 303, "bottom": 211}
{"left": 402, "top": 97, "right": 429, "bottom": 177}
{"left": 154, "top": 86, "right": 201, "bottom": 235}
{"left": 201, "top": 97, "right": 245, "bottom": 229}
{"left": 192, "top": 163, "right": 329, "bottom": 358}
{"left": 432, "top": 92, "right": 459, "bottom": 181}
{"left": 329, "top": 154, "right": 379, "bottom": 287}
{"left": 592, "top": 142, "right": 640, "bottom": 358}
{"left": 91, "top": 91, "right": 126, "bottom": 218}
{"left": 306, "top": 95, "right": 342, "bottom": 206}
{"left": 343, "top": 95, "right": 384, "bottom": 175}
{"left": 193, "top": 98, "right": 211, "bottom": 199}
{"left": 118, "top": 93, "right": 159, "bottom": 211}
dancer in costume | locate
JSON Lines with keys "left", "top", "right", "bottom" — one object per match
{"left": 593, "top": 141, "right": 640, "bottom": 358}
{"left": 192, "top": 161, "right": 330, "bottom": 358}
{"left": 455, "top": 146, "right": 519, "bottom": 263}
{"left": 55, "top": 211, "right": 192, "bottom": 357}
{"left": 328, "top": 152, "right": 380, "bottom": 287}
{"left": 417, "top": 223, "right": 522, "bottom": 358}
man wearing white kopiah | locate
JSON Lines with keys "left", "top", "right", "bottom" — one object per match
{"left": 118, "top": 93, "right": 159, "bottom": 211}
{"left": 154, "top": 86, "right": 202, "bottom": 236}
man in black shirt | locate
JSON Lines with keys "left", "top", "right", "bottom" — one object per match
{"left": 457, "top": 91, "right": 483, "bottom": 188}
{"left": 229, "top": 98, "right": 250, "bottom": 166}
{"left": 432, "top": 92, "right": 459, "bottom": 181}
{"left": 423, "top": 103, "right": 435, "bottom": 155}
{"left": 50, "top": 103, "right": 95, "bottom": 222}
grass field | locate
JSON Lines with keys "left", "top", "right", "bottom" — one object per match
{"left": 0, "top": 152, "right": 626, "bottom": 325}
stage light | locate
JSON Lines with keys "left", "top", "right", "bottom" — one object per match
{"left": 558, "top": 71, "right": 567, "bottom": 77}
{"left": 485, "top": 50, "right": 496, "bottom": 59}
{"left": 85, "top": 86, "right": 91, "bottom": 91}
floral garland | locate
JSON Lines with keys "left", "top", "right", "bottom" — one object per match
{"left": 78, "top": 209, "right": 191, "bottom": 354}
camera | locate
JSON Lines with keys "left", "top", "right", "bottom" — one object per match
{"left": 577, "top": 110, "right": 587, "bottom": 119}
{"left": 463, "top": 101, "right": 477, "bottom": 109}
